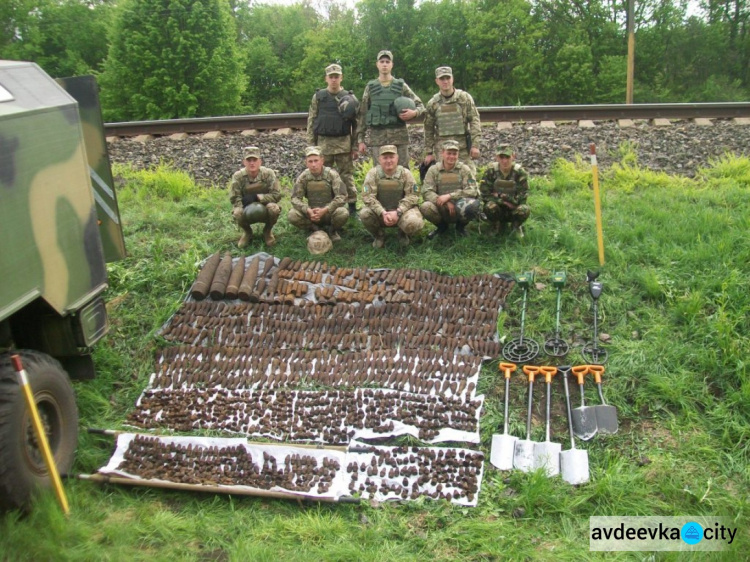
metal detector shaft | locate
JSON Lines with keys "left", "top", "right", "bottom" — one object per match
{"left": 519, "top": 286, "right": 528, "bottom": 345}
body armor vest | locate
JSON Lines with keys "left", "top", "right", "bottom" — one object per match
{"left": 306, "top": 177, "right": 334, "bottom": 208}
{"left": 366, "top": 79, "right": 405, "bottom": 128}
{"left": 377, "top": 168, "right": 403, "bottom": 210}
{"left": 437, "top": 170, "right": 461, "bottom": 195}
{"left": 313, "top": 89, "right": 350, "bottom": 137}
{"left": 494, "top": 178, "right": 516, "bottom": 197}
{"left": 436, "top": 103, "right": 465, "bottom": 136}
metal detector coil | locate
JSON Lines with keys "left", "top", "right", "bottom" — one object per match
{"left": 502, "top": 272, "right": 539, "bottom": 363}
{"left": 544, "top": 271, "right": 569, "bottom": 357}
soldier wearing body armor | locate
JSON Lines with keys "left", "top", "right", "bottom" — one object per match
{"left": 423, "top": 66, "right": 482, "bottom": 175}
{"left": 480, "top": 144, "right": 530, "bottom": 237}
{"left": 307, "top": 63, "right": 360, "bottom": 217}
{"left": 359, "top": 145, "right": 423, "bottom": 248}
{"left": 229, "top": 146, "right": 282, "bottom": 248}
{"left": 420, "top": 140, "right": 481, "bottom": 239}
{"left": 288, "top": 146, "right": 349, "bottom": 242}
{"left": 357, "top": 50, "right": 424, "bottom": 168}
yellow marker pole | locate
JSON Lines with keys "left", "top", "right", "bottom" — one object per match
{"left": 589, "top": 143, "right": 605, "bottom": 266}
{"left": 11, "top": 354, "right": 70, "bottom": 515}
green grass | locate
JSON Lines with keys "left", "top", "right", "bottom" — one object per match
{"left": 2, "top": 154, "right": 749, "bottom": 561}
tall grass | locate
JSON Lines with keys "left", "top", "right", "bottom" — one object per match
{"left": 1, "top": 153, "right": 749, "bottom": 560}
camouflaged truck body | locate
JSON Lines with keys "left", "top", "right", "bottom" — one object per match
{"left": 0, "top": 60, "right": 125, "bottom": 378}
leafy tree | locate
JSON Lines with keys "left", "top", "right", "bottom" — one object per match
{"left": 100, "top": 0, "right": 243, "bottom": 120}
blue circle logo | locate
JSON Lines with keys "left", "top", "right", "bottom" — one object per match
{"left": 681, "top": 522, "right": 704, "bottom": 545}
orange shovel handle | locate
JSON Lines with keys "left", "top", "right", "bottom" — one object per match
{"left": 499, "top": 362, "right": 517, "bottom": 380}
{"left": 539, "top": 365, "right": 557, "bottom": 383}
{"left": 587, "top": 364, "right": 605, "bottom": 383}
{"left": 522, "top": 364, "right": 541, "bottom": 382}
{"left": 571, "top": 364, "right": 589, "bottom": 385}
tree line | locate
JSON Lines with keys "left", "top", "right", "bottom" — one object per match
{"left": 1, "top": 0, "right": 748, "bottom": 121}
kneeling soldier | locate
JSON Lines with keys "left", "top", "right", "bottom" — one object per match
{"left": 480, "top": 144, "right": 530, "bottom": 237}
{"left": 359, "top": 145, "right": 423, "bottom": 248}
{"left": 420, "top": 139, "right": 481, "bottom": 238}
{"left": 229, "top": 146, "right": 282, "bottom": 247}
{"left": 288, "top": 146, "right": 349, "bottom": 242}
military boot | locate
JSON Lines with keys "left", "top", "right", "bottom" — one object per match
{"left": 329, "top": 226, "right": 342, "bottom": 243}
{"left": 263, "top": 226, "right": 276, "bottom": 247}
{"left": 427, "top": 223, "right": 448, "bottom": 240}
{"left": 456, "top": 222, "right": 468, "bottom": 238}
{"left": 397, "top": 229, "right": 410, "bottom": 247}
{"left": 238, "top": 226, "right": 253, "bottom": 248}
{"left": 512, "top": 222, "right": 525, "bottom": 238}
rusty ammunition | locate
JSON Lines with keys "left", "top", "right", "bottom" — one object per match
{"left": 190, "top": 252, "right": 222, "bottom": 300}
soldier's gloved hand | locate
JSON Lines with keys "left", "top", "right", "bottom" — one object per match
{"left": 232, "top": 207, "right": 243, "bottom": 220}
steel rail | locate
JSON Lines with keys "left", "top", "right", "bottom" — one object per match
{"left": 104, "top": 102, "right": 750, "bottom": 137}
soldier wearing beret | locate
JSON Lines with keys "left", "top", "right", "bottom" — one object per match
{"left": 229, "top": 146, "right": 282, "bottom": 247}
{"left": 288, "top": 146, "right": 349, "bottom": 242}
{"left": 357, "top": 50, "right": 425, "bottom": 168}
{"left": 423, "top": 66, "right": 482, "bottom": 175}
{"left": 420, "top": 140, "right": 481, "bottom": 238}
{"left": 307, "top": 63, "right": 360, "bottom": 217}
{"left": 359, "top": 145, "right": 423, "bottom": 248}
{"left": 480, "top": 144, "right": 530, "bottom": 237}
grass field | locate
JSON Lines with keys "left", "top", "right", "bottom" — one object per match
{"left": 1, "top": 149, "right": 749, "bottom": 561}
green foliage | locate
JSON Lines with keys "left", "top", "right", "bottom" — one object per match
{"left": 114, "top": 162, "right": 204, "bottom": 202}
{"left": 100, "top": 0, "right": 243, "bottom": 120}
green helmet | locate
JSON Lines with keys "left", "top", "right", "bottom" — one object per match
{"left": 393, "top": 96, "right": 416, "bottom": 120}
{"left": 338, "top": 93, "right": 359, "bottom": 120}
{"left": 242, "top": 202, "right": 268, "bottom": 223}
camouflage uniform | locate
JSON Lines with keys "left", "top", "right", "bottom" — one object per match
{"left": 420, "top": 161, "right": 480, "bottom": 228}
{"left": 288, "top": 167, "right": 349, "bottom": 233}
{"left": 423, "top": 88, "right": 481, "bottom": 174}
{"left": 229, "top": 166, "right": 282, "bottom": 229}
{"left": 307, "top": 89, "right": 358, "bottom": 205}
{"left": 480, "top": 162, "right": 531, "bottom": 229}
{"left": 359, "top": 164, "right": 423, "bottom": 246}
{"left": 356, "top": 79, "right": 424, "bottom": 166}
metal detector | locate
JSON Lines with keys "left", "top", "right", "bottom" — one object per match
{"left": 502, "top": 272, "right": 539, "bottom": 364}
{"left": 582, "top": 270, "right": 608, "bottom": 364}
{"left": 544, "top": 271, "right": 569, "bottom": 357}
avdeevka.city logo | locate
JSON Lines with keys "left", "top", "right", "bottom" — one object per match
{"left": 589, "top": 516, "right": 737, "bottom": 551}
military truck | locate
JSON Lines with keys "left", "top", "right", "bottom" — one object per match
{"left": 0, "top": 61, "right": 126, "bottom": 510}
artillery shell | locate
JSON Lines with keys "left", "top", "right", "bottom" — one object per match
{"left": 190, "top": 252, "right": 222, "bottom": 300}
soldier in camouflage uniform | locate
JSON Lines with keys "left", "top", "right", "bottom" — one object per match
{"left": 480, "top": 144, "right": 530, "bottom": 237}
{"left": 357, "top": 50, "right": 425, "bottom": 168}
{"left": 229, "top": 146, "right": 283, "bottom": 248}
{"left": 288, "top": 146, "right": 349, "bottom": 242}
{"left": 420, "top": 140, "right": 481, "bottom": 238}
{"left": 307, "top": 63, "right": 359, "bottom": 217}
{"left": 423, "top": 66, "right": 482, "bottom": 175}
{"left": 359, "top": 145, "right": 423, "bottom": 248}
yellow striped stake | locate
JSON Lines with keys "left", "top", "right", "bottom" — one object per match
{"left": 11, "top": 354, "right": 70, "bottom": 515}
{"left": 589, "top": 143, "right": 605, "bottom": 266}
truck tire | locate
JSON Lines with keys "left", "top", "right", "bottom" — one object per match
{"left": 0, "top": 351, "right": 78, "bottom": 511}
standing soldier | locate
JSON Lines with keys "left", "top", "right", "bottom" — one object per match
{"left": 480, "top": 144, "right": 530, "bottom": 237}
{"left": 357, "top": 50, "right": 424, "bottom": 167}
{"left": 420, "top": 140, "right": 481, "bottom": 239}
{"left": 288, "top": 146, "right": 349, "bottom": 242}
{"left": 359, "top": 145, "right": 423, "bottom": 248}
{"left": 229, "top": 146, "right": 282, "bottom": 248}
{"left": 423, "top": 66, "right": 481, "bottom": 175}
{"left": 307, "top": 63, "right": 360, "bottom": 217}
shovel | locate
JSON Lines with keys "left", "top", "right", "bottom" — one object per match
{"left": 533, "top": 366, "right": 561, "bottom": 476}
{"left": 571, "top": 365, "right": 598, "bottom": 440}
{"left": 513, "top": 365, "right": 540, "bottom": 472}
{"left": 588, "top": 364, "right": 619, "bottom": 435}
{"left": 559, "top": 365, "right": 590, "bottom": 485}
{"left": 490, "top": 362, "right": 518, "bottom": 470}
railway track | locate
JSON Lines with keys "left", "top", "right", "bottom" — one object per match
{"left": 104, "top": 103, "right": 750, "bottom": 138}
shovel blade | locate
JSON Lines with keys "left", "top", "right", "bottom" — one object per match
{"left": 560, "top": 448, "right": 590, "bottom": 485}
{"left": 533, "top": 442, "right": 561, "bottom": 477}
{"left": 490, "top": 434, "right": 518, "bottom": 470}
{"left": 571, "top": 406, "right": 598, "bottom": 440}
{"left": 513, "top": 439, "right": 535, "bottom": 472}
{"left": 595, "top": 405, "right": 619, "bottom": 434}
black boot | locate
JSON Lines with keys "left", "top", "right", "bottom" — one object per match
{"left": 456, "top": 222, "right": 468, "bottom": 237}
{"left": 428, "top": 223, "right": 448, "bottom": 240}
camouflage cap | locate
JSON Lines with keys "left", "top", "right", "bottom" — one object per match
{"left": 305, "top": 146, "right": 322, "bottom": 157}
{"left": 496, "top": 144, "right": 514, "bottom": 157}
{"left": 377, "top": 50, "right": 393, "bottom": 61}
{"left": 442, "top": 139, "right": 460, "bottom": 151}
{"left": 326, "top": 64, "right": 342, "bottom": 75}
{"left": 379, "top": 145, "right": 398, "bottom": 155}
{"left": 435, "top": 66, "right": 453, "bottom": 78}
{"left": 243, "top": 146, "right": 261, "bottom": 159}
{"left": 307, "top": 230, "right": 332, "bottom": 255}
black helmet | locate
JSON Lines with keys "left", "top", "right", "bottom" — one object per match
{"left": 338, "top": 93, "right": 359, "bottom": 120}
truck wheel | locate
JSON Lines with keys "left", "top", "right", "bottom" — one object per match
{"left": 0, "top": 351, "right": 78, "bottom": 511}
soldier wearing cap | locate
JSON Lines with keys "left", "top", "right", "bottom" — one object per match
{"left": 359, "top": 144, "right": 423, "bottom": 248}
{"left": 229, "top": 146, "right": 282, "bottom": 247}
{"left": 307, "top": 63, "right": 360, "bottom": 217}
{"left": 288, "top": 146, "right": 349, "bottom": 242}
{"left": 423, "top": 66, "right": 482, "bottom": 175}
{"left": 357, "top": 50, "right": 425, "bottom": 167}
{"left": 420, "top": 139, "right": 481, "bottom": 238}
{"left": 480, "top": 144, "right": 530, "bottom": 236}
